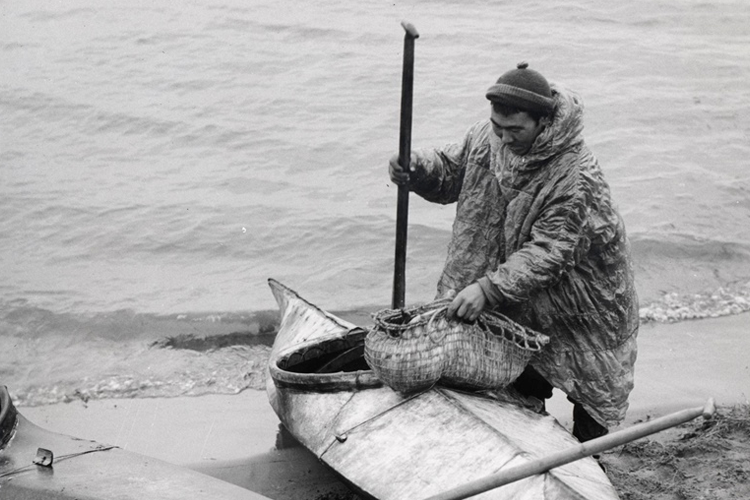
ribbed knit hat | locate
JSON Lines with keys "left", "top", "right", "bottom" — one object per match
{"left": 486, "top": 62, "right": 554, "bottom": 115}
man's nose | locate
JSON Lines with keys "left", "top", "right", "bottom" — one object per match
{"left": 500, "top": 132, "right": 513, "bottom": 144}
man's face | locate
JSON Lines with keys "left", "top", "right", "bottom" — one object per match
{"left": 490, "top": 108, "right": 545, "bottom": 156}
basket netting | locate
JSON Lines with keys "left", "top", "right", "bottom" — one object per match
{"left": 364, "top": 300, "right": 550, "bottom": 393}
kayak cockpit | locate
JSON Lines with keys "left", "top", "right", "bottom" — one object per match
{"left": 270, "top": 328, "right": 382, "bottom": 390}
{"left": 277, "top": 328, "right": 370, "bottom": 374}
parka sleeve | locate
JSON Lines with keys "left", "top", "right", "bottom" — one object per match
{"left": 478, "top": 165, "right": 589, "bottom": 305}
{"left": 408, "top": 122, "right": 487, "bottom": 205}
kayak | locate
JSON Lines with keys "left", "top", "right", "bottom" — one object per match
{"left": 0, "top": 385, "right": 271, "bottom": 500}
{"left": 266, "top": 279, "right": 620, "bottom": 500}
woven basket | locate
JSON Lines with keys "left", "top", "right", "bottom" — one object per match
{"left": 364, "top": 301, "right": 549, "bottom": 393}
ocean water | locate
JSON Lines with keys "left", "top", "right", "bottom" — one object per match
{"left": 2, "top": 0, "right": 750, "bottom": 406}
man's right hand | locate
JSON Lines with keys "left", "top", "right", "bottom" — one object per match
{"left": 388, "top": 153, "right": 417, "bottom": 185}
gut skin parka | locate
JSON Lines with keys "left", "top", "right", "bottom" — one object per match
{"left": 409, "top": 84, "right": 639, "bottom": 428}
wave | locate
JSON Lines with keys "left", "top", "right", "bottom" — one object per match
{"left": 638, "top": 283, "right": 750, "bottom": 324}
{"left": 5, "top": 275, "right": 750, "bottom": 408}
{"left": 628, "top": 232, "right": 750, "bottom": 311}
{"left": 629, "top": 233, "right": 750, "bottom": 263}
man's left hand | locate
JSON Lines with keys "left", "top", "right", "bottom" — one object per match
{"left": 447, "top": 283, "right": 487, "bottom": 322}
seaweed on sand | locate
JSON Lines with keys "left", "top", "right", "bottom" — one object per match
{"left": 601, "top": 404, "right": 750, "bottom": 500}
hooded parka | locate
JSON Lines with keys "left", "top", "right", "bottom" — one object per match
{"left": 409, "top": 85, "right": 638, "bottom": 428}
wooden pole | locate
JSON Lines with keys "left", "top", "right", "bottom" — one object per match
{"left": 423, "top": 398, "right": 716, "bottom": 500}
{"left": 392, "top": 21, "right": 419, "bottom": 310}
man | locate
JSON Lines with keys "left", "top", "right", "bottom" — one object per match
{"left": 388, "top": 62, "right": 638, "bottom": 442}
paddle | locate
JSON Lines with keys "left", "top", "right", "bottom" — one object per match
{"left": 424, "top": 398, "right": 716, "bottom": 500}
{"left": 392, "top": 21, "right": 419, "bottom": 310}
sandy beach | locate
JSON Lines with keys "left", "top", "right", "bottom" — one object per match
{"left": 16, "top": 312, "right": 749, "bottom": 500}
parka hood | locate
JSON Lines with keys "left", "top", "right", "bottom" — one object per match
{"left": 495, "top": 84, "right": 586, "bottom": 171}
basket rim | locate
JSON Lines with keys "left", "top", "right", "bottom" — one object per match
{"left": 371, "top": 300, "right": 550, "bottom": 352}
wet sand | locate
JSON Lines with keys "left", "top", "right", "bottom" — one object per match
{"left": 19, "top": 312, "right": 750, "bottom": 499}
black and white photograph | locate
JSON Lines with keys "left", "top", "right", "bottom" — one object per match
{"left": 2, "top": 1, "right": 749, "bottom": 499}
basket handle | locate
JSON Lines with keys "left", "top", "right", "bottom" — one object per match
{"left": 426, "top": 306, "right": 450, "bottom": 343}
{"left": 478, "top": 310, "right": 549, "bottom": 351}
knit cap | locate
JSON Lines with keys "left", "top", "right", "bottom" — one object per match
{"left": 486, "top": 62, "right": 554, "bottom": 115}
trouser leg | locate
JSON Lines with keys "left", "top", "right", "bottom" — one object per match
{"left": 512, "top": 365, "right": 554, "bottom": 411}
{"left": 571, "top": 402, "right": 608, "bottom": 442}
{"left": 571, "top": 402, "right": 609, "bottom": 472}
{"left": 514, "top": 366, "right": 609, "bottom": 444}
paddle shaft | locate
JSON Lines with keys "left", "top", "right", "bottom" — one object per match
{"left": 392, "top": 21, "right": 419, "bottom": 309}
{"left": 424, "top": 398, "right": 716, "bottom": 500}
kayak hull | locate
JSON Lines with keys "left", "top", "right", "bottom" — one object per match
{"left": 266, "top": 279, "right": 620, "bottom": 500}
{"left": 0, "top": 387, "right": 270, "bottom": 500}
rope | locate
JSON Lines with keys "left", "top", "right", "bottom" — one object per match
{"left": 0, "top": 445, "right": 118, "bottom": 479}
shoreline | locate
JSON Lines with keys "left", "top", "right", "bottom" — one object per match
{"left": 15, "top": 312, "right": 750, "bottom": 498}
